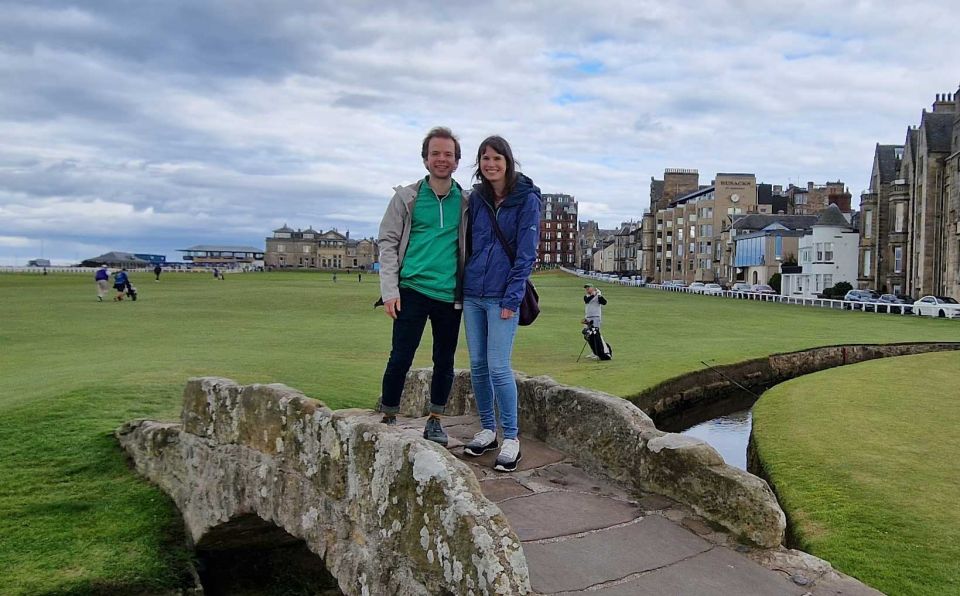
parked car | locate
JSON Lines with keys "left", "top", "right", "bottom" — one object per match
{"left": 843, "top": 289, "right": 881, "bottom": 311}
{"left": 751, "top": 284, "right": 777, "bottom": 295}
{"left": 731, "top": 282, "right": 752, "bottom": 292}
{"left": 688, "top": 282, "right": 705, "bottom": 293}
{"left": 912, "top": 295, "right": 960, "bottom": 318}
{"left": 876, "top": 293, "right": 912, "bottom": 314}
{"left": 703, "top": 283, "right": 724, "bottom": 295}
{"left": 670, "top": 279, "right": 687, "bottom": 288}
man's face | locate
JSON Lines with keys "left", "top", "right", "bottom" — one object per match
{"left": 424, "top": 137, "right": 459, "bottom": 180}
{"left": 585, "top": 286, "right": 596, "bottom": 295}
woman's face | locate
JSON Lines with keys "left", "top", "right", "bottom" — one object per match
{"left": 480, "top": 146, "right": 507, "bottom": 185}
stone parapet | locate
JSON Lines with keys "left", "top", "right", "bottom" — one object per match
{"left": 117, "top": 377, "right": 529, "bottom": 596}
{"left": 401, "top": 370, "right": 786, "bottom": 548}
{"left": 631, "top": 342, "right": 960, "bottom": 422}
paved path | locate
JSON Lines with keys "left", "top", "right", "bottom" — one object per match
{"left": 392, "top": 415, "right": 882, "bottom": 596}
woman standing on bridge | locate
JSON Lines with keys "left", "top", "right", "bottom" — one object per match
{"left": 461, "top": 136, "right": 540, "bottom": 472}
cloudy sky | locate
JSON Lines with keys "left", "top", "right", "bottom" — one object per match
{"left": 2, "top": 1, "right": 959, "bottom": 265}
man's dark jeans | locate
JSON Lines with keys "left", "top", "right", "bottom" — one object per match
{"left": 380, "top": 287, "right": 462, "bottom": 415}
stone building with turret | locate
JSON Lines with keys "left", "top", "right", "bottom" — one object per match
{"left": 858, "top": 86, "right": 960, "bottom": 299}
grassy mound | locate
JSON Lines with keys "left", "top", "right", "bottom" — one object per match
{"left": 752, "top": 352, "right": 960, "bottom": 595}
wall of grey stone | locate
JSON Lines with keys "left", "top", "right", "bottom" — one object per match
{"left": 117, "top": 377, "right": 529, "bottom": 596}
{"left": 401, "top": 370, "right": 785, "bottom": 548}
{"left": 629, "top": 342, "right": 960, "bottom": 422}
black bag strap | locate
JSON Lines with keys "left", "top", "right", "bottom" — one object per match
{"left": 484, "top": 200, "right": 516, "bottom": 265}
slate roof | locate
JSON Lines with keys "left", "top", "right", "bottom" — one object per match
{"left": 730, "top": 214, "right": 818, "bottom": 231}
{"left": 922, "top": 111, "right": 954, "bottom": 152}
{"left": 875, "top": 144, "right": 903, "bottom": 184}
{"left": 83, "top": 251, "right": 150, "bottom": 265}
{"left": 814, "top": 204, "right": 850, "bottom": 228}
{"left": 273, "top": 224, "right": 294, "bottom": 233}
{"left": 903, "top": 127, "right": 920, "bottom": 164}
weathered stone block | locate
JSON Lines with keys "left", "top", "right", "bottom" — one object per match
{"left": 401, "top": 369, "right": 786, "bottom": 548}
{"left": 118, "top": 378, "right": 529, "bottom": 596}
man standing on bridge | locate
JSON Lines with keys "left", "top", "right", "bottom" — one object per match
{"left": 375, "top": 127, "right": 469, "bottom": 446}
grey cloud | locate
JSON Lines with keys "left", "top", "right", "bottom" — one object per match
{"left": 2, "top": 0, "right": 960, "bottom": 263}
{"left": 331, "top": 93, "right": 388, "bottom": 110}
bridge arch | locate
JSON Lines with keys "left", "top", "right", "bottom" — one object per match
{"left": 117, "top": 378, "right": 528, "bottom": 596}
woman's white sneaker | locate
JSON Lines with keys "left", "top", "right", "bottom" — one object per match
{"left": 494, "top": 438, "right": 521, "bottom": 472}
{"left": 464, "top": 429, "right": 498, "bottom": 457}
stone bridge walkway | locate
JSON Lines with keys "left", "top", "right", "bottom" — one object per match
{"left": 386, "top": 414, "right": 880, "bottom": 596}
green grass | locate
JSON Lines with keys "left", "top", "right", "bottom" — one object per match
{"left": 752, "top": 352, "right": 960, "bottom": 596}
{"left": 1, "top": 270, "right": 957, "bottom": 593}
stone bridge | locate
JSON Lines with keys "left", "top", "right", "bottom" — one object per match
{"left": 118, "top": 370, "right": 882, "bottom": 595}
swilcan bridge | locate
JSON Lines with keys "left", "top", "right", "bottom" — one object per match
{"left": 118, "top": 351, "right": 921, "bottom": 594}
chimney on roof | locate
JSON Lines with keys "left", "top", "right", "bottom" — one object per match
{"left": 932, "top": 92, "right": 955, "bottom": 113}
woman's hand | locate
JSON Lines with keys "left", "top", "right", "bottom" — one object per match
{"left": 500, "top": 308, "right": 514, "bottom": 319}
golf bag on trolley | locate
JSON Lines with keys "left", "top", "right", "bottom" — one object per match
{"left": 582, "top": 322, "right": 612, "bottom": 361}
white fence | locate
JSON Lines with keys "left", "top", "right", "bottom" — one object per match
{"left": 559, "top": 268, "right": 959, "bottom": 318}
{"left": 0, "top": 266, "right": 240, "bottom": 275}
{"left": 0, "top": 266, "right": 141, "bottom": 275}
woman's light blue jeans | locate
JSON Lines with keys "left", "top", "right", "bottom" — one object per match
{"left": 463, "top": 296, "right": 520, "bottom": 440}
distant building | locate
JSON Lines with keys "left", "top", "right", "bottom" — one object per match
{"left": 577, "top": 220, "right": 617, "bottom": 271}
{"left": 641, "top": 168, "right": 852, "bottom": 286}
{"left": 613, "top": 222, "right": 640, "bottom": 274}
{"left": 592, "top": 240, "right": 616, "bottom": 272}
{"left": 538, "top": 194, "right": 578, "bottom": 267}
{"left": 346, "top": 237, "right": 378, "bottom": 270}
{"left": 858, "top": 87, "right": 960, "bottom": 298}
{"left": 264, "top": 225, "right": 376, "bottom": 270}
{"left": 80, "top": 251, "right": 151, "bottom": 268}
{"left": 178, "top": 245, "right": 264, "bottom": 269}
{"left": 857, "top": 144, "right": 905, "bottom": 293}
{"left": 650, "top": 168, "right": 700, "bottom": 212}
{"left": 729, "top": 214, "right": 818, "bottom": 287}
{"left": 27, "top": 258, "right": 51, "bottom": 267}
{"left": 781, "top": 205, "right": 860, "bottom": 297}
{"left": 757, "top": 184, "right": 789, "bottom": 214}
{"left": 577, "top": 220, "right": 600, "bottom": 270}
{"left": 784, "top": 181, "right": 849, "bottom": 215}
{"left": 133, "top": 254, "right": 167, "bottom": 265}
{"left": 644, "top": 171, "right": 757, "bottom": 285}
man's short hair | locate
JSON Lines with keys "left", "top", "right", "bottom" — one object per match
{"left": 421, "top": 127, "right": 461, "bottom": 160}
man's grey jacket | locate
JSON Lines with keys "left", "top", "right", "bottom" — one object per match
{"left": 377, "top": 180, "right": 470, "bottom": 308}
